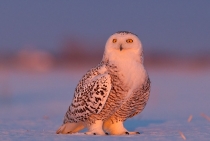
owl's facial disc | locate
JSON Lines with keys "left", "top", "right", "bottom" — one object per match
{"left": 105, "top": 31, "right": 143, "bottom": 56}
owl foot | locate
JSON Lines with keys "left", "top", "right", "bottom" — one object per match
{"left": 56, "top": 122, "right": 85, "bottom": 134}
{"left": 85, "top": 120, "right": 105, "bottom": 135}
{"left": 103, "top": 120, "right": 131, "bottom": 135}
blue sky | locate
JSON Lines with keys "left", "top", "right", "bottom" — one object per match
{"left": 0, "top": 0, "right": 210, "bottom": 55}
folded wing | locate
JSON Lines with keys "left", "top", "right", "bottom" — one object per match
{"left": 64, "top": 66, "right": 112, "bottom": 123}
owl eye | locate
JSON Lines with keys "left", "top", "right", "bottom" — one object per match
{"left": 126, "top": 39, "right": 133, "bottom": 43}
{"left": 112, "top": 39, "right": 117, "bottom": 43}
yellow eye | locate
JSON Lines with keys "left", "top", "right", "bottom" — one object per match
{"left": 126, "top": 39, "right": 133, "bottom": 43}
{"left": 112, "top": 39, "right": 117, "bottom": 43}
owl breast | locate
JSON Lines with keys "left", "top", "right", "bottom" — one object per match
{"left": 101, "top": 58, "right": 149, "bottom": 122}
{"left": 87, "top": 60, "right": 148, "bottom": 123}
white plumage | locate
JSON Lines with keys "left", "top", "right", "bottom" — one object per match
{"left": 56, "top": 31, "right": 151, "bottom": 135}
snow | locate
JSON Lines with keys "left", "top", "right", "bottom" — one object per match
{"left": 0, "top": 68, "right": 210, "bottom": 140}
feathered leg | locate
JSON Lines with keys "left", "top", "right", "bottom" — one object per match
{"left": 56, "top": 122, "right": 85, "bottom": 134}
{"left": 103, "top": 119, "right": 140, "bottom": 135}
{"left": 85, "top": 120, "right": 106, "bottom": 135}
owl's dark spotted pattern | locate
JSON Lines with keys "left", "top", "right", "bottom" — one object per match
{"left": 64, "top": 62, "right": 111, "bottom": 123}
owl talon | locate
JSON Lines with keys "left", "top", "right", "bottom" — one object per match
{"left": 136, "top": 132, "right": 140, "bottom": 134}
{"left": 105, "top": 132, "right": 109, "bottom": 135}
{"left": 125, "top": 132, "right": 129, "bottom": 135}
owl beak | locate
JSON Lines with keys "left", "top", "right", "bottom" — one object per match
{"left": 120, "top": 44, "right": 123, "bottom": 51}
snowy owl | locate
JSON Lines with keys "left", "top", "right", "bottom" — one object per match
{"left": 56, "top": 31, "right": 151, "bottom": 135}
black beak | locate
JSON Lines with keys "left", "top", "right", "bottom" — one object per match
{"left": 120, "top": 44, "right": 123, "bottom": 51}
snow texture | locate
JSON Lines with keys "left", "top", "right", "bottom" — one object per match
{"left": 0, "top": 68, "right": 210, "bottom": 140}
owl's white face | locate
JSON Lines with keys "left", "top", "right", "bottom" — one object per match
{"left": 103, "top": 31, "right": 143, "bottom": 63}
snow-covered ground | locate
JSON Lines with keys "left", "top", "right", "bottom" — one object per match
{"left": 0, "top": 67, "right": 210, "bottom": 140}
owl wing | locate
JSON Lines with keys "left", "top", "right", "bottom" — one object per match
{"left": 64, "top": 64, "right": 112, "bottom": 123}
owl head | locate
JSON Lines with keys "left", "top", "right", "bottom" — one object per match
{"left": 103, "top": 31, "right": 143, "bottom": 63}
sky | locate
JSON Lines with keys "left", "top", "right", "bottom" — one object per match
{"left": 0, "top": 0, "right": 210, "bottom": 55}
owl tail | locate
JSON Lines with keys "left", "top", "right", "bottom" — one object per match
{"left": 56, "top": 122, "right": 85, "bottom": 134}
